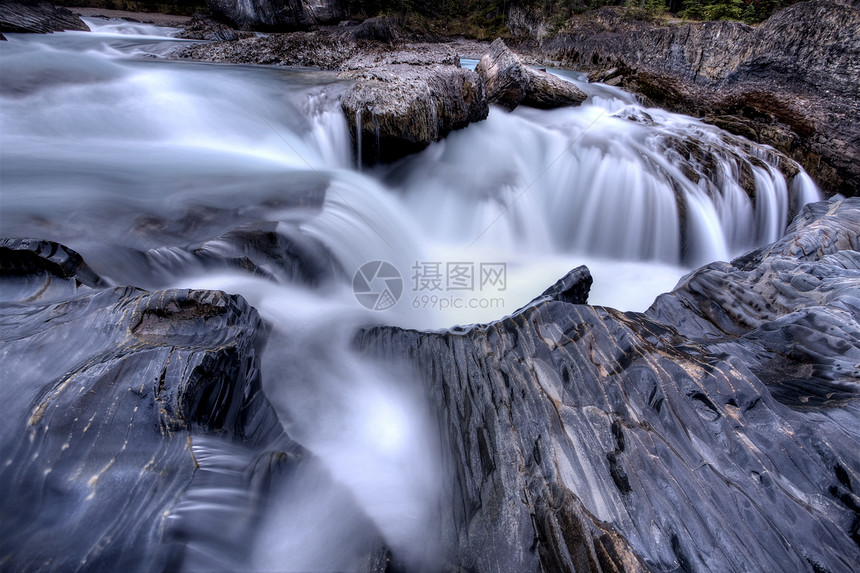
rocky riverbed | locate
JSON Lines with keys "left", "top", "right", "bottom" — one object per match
{"left": 1, "top": 3, "right": 859, "bottom": 572}
{"left": 3, "top": 1, "right": 856, "bottom": 194}
{"left": 170, "top": 0, "right": 858, "bottom": 195}
{"left": 2, "top": 199, "right": 859, "bottom": 571}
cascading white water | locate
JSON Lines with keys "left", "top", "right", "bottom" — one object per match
{"left": 0, "top": 19, "right": 822, "bottom": 571}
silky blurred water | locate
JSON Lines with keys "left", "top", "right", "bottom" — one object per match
{"left": 0, "top": 18, "right": 821, "bottom": 571}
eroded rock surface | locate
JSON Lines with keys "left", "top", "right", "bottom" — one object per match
{"left": 340, "top": 63, "right": 488, "bottom": 164}
{"left": 0, "top": 1, "right": 88, "bottom": 34}
{"left": 476, "top": 38, "right": 586, "bottom": 111}
{"left": 539, "top": 1, "right": 860, "bottom": 196}
{"left": 2, "top": 200, "right": 858, "bottom": 572}
{"left": 356, "top": 198, "right": 860, "bottom": 572}
{"left": 205, "top": 0, "right": 346, "bottom": 31}
{"left": 0, "top": 241, "right": 301, "bottom": 572}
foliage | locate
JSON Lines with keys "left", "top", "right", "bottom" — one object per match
{"left": 624, "top": 0, "right": 667, "bottom": 20}
{"left": 679, "top": 0, "right": 797, "bottom": 23}
{"left": 345, "top": 0, "right": 800, "bottom": 38}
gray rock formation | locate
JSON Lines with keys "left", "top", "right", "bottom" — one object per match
{"left": 341, "top": 64, "right": 488, "bottom": 164}
{"left": 0, "top": 239, "right": 303, "bottom": 571}
{"left": 3, "top": 200, "right": 858, "bottom": 572}
{"left": 476, "top": 38, "right": 586, "bottom": 111}
{"left": 349, "top": 15, "right": 399, "bottom": 43}
{"left": 205, "top": 0, "right": 346, "bottom": 30}
{"left": 0, "top": 1, "right": 88, "bottom": 34}
{"left": 356, "top": 198, "right": 860, "bottom": 572}
{"left": 176, "top": 11, "right": 255, "bottom": 41}
{"left": 539, "top": 0, "right": 860, "bottom": 197}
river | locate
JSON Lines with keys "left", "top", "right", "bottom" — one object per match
{"left": 0, "top": 18, "right": 822, "bottom": 571}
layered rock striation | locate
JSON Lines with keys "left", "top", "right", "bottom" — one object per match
{"left": 537, "top": 0, "right": 860, "bottom": 196}
{"left": 0, "top": 1, "right": 88, "bottom": 37}
{"left": 356, "top": 198, "right": 860, "bottom": 572}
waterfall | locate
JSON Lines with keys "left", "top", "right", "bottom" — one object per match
{"left": 0, "top": 20, "right": 824, "bottom": 571}
{"left": 355, "top": 109, "right": 362, "bottom": 169}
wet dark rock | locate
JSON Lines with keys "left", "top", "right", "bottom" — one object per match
{"left": 476, "top": 38, "right": 586, "bottom": 111}
{"left": 649, "top": 199, "right": 860, "bottom": 410}
{"left": 177, "top": 11, "right": 254, "bottom": 41}
{"left": 529, "top": 264, "right": 593, "bottom": 306}
{"left": 191, "top": 221, "right": 343, "bottom": 285}
{"left": 96, "top": 218, "right": 342, "bottom": 290}
{"left": 0, "top": 1, "right": 88, "bottom": 34}
{"left": 0, "top": 238, "right": 104, "bottom": 286}
{"left": 539, "top": 1, "right": 860, "bottom": 196}
{"left": 0, "top": 259, "right": 301, "bottom": 571}
{"left": 341, "top": 64, "right": 488, "bottom": 164}
{"left": 522, "top": 67, "right": 588, "bottom": 109}
{"left": 0, "top": 238, "right": 107, "bottom": 302}
{"left": 356, "top": 198, "right": 860, "bottom": 572}
{"left": 349, "top": 15, "right": 400, "bottom": 44}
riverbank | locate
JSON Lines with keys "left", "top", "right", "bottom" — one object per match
{"left": 162, "top": 1, "right": 858, "bottom": 196}
{"left": 67, "top": 6, "right": 191, "bottom": 26}
{"left": 5, "top": 1, "right": 858, "bottom": 196}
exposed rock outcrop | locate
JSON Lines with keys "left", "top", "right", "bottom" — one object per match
{"left": 172, "top": 23, "right": 490, "bottom": 164}
{"left": 340, "top": 64, "right": 488, "bottom": 164}
{"left": 205, "top": 0, "right": 346, "bottom": 31}
{"left": 0, "top": 240, "right": 303, "bottom": 571}
{"left": 349, "top": 15, "right": 399, "bottom": 43}
{"left": 356, "top": 198, "right": 860, "bottom": 572}
{"left": 0, "top": 1, "right": 88, "bottom": 34}
{"left": 176, "top": 11, "right": 254, "bottom": 40}
{"left": 2, "top": 199, "right": 858, "bottom": 572}
{"left": 538, "top": 0, "right": 860, "bottom": 196}
{"left": 476, "top": 38, "right": 586, "bottom": 111}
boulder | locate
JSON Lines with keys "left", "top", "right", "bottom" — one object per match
{"left": 0, "top": 1, "right": 88, "bottom": 34}
{"left": 177, "top": 11, "right": 255, "bottom": 41}
{"left": 171, "top": 26, "right": 359, "bottom": 68}
{"left": 475, "top": 38, "right": 586, "bottom": 111}
{"left": 0, "top": 239, "right": 304, "bottom": 571}
{"left": 522, "top": 67, "right": 588, "bottom": 109}
{"left": 356, "top": 198, "right": 860, "bottom": 572}
{"left": 349, "top": 15, "right": 399, "bottom": 44}
{"left": 341, "top": 64, "right": 488, "bottom": 164}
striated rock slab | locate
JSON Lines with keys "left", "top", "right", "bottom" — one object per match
{"left": 205, "top": 0, "right": 346, "bottom": 31}
{"left": 0, "top": 241, "right": 302, "bottom": 572}
{"left": 3, "top": 197, "right": 857, "bottom": 572}
{"left": 341, "top": 63, "right": 488, "bottom": 164}
{"left": 0, "top": 238, "right": 104, "bottom": 285}
{"left": 0, "top": 1, "right": 88, "bottom": 34}
{"left": 356, "top": 198, "right": 860, "bottom": 572}
{"left": 648, "top": 199, "right": 860, "bottom": 409}
{"left": 476, "top": 38, "right": 586, "bottom": 111}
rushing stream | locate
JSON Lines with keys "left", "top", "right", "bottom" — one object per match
{"left": 0, "top": 19, "right": 821, "bottom": 571}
